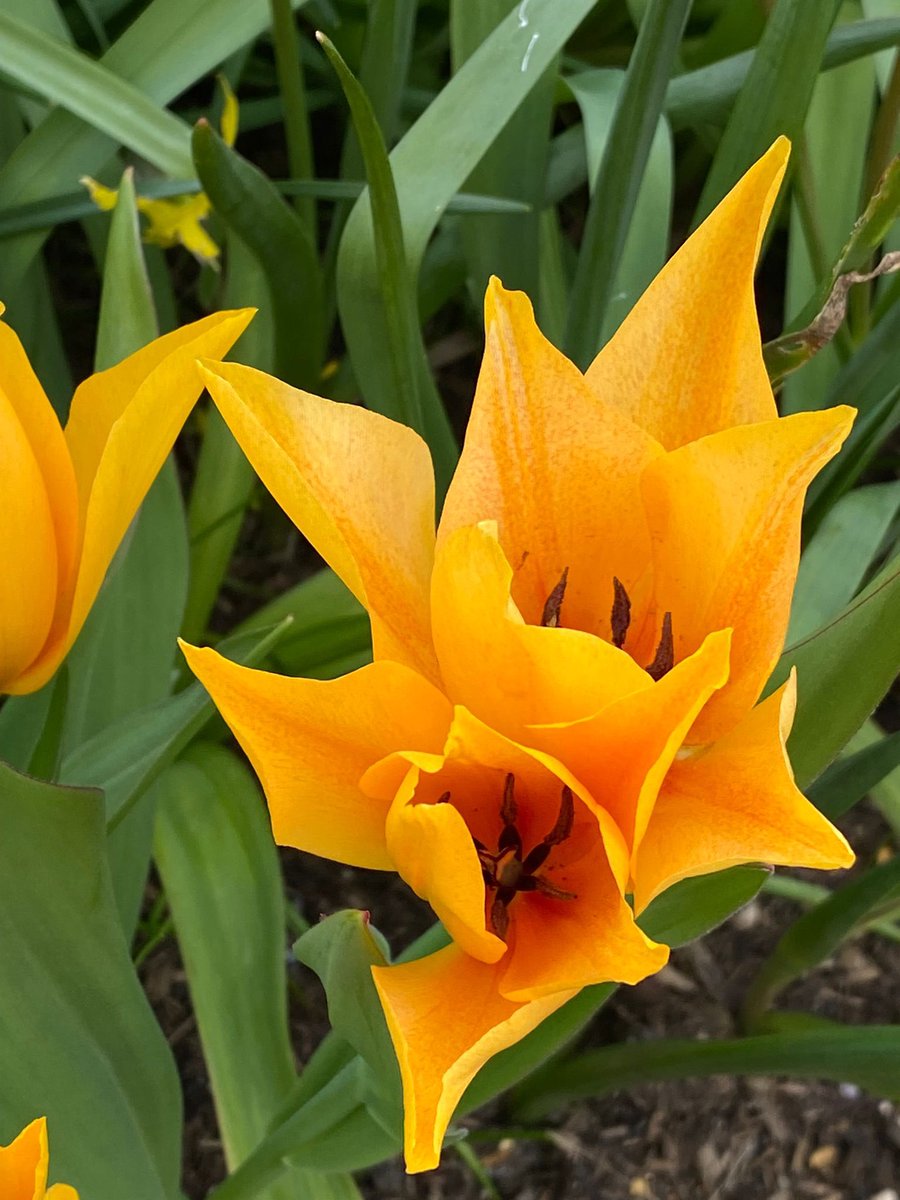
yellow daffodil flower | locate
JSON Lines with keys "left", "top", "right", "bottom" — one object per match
{"left": 182, "top": 138, "right": 855, "bottom": 1172}
{"left": 81, "top": 79, "right": 238, "bottom": 264}
{"left": 0, "top": 1117, "right": 77, "bottom": 1200}
{"left": 0, "top": 305, "right": 252, "bottom": 695}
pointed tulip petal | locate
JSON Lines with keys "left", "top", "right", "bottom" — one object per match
{"left": 431, "top": 524, "right": 649, "bottom": 739}
{"left": 182, "top": 644, "right": 451, "bottom": 869}
{"left": 631, "top": 674, "right": 854, "bottom": 913}
{"left": 529, "top": 629, "right": 732, "bottom": 855}
{"left": 198, "top": 361, "right": 439, "bottom": 681}
{"left": 586, "top": 138, "right": 789, "bottom": 448}
{"left": 440, "top": 280, "right": 662, "bottom": 635}
{"left": 0, "top": 1116, "right": 48, "bottom": 1198}
{"left": 12, "top": 309, "right": 254, "bottom": 694}
{"left": 373, "top": 946, "right": 574, "bottom": 1172}
{"left": 46, "top": 1187, "right": 80, "bottom": 1200}
{"left": 641, "top": 407, "right": 855, "bottom": 742}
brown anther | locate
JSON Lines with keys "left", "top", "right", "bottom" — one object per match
{"left": 534, "top": 876, "right": 577, "bottom": 901}
{"left": 543, "top": 785, "right": 574, "bottom": 847}
{"left": 540, "top": 567, "right": 569, "bottom": 628}
{"left": 501, "top": 773, "right": 517, "bottom": 826}
{"left": 610, "top": 576, "right": 632, "bottom": 648}
{"left": 646, "top": 611, "right": 674, "bottom": 681}
{"left": 436, "top": 791, "right": 451, "bottom": 804}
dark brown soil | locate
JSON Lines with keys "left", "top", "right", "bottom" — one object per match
{"left": 142, "top": 799, "right": 900, "bottom": 1200}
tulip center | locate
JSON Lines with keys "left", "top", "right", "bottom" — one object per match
{"left": 541, "top": 570, "right": 674, "bottom": 681}
{"left": 469, "top": 773, "right": 577, "bottom": 940}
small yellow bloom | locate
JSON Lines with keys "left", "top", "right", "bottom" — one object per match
{"left": 0, "top": 305, "right": 253, "bottom": 695}
{"left": 0, "top": 1117, "right": 78, "bottom": 1200}
{"left": 81, "top": 78, "right": 238, "bottom": 264}
{"left": 183, "top": 138, "right": 855, "bottom": 1172}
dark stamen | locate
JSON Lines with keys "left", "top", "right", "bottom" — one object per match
{"left": 436, "top": 791, "right": 451, "bottom": 804}
{"left": 646, "top": 612, "right": 674, "bottom": 681}
{"left": 611, "top": 577, "right": 632, "bottom": 648}
{"left": 540, "top": 567, "right": 569, "bottom": 628}
{"left": 543, "top": 785, "right": 575, "bottom": 847}
{"left": 535, "top": 876, "right": 577, "bottom": 901}
{"left": 497, "top": 773, "right": 522, "bottom": 854}
{"left": 480, "top": 779, "right": 578, "bottom": 939}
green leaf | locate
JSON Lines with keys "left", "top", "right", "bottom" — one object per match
{"left": 337, "top": 0, "right": 599, "bottom": 498}
{"left": 0, "top": 9, "right": 193, "bottom": 176}
{"left": 665, "top": 17, "right": 900, "bottom": 130}
{"left": 636, "top": 866, "right": 771, "bottom": 947}
{"left": 233, "top": 569, "right": 371, "bottom": 681}
{"left": 808, "top": 728, "right": 900, "bottom": 819}
{"left": 743, "top": 856, "right": 900, "bottom": 1028}
{"left": 564, "top": 0, "right": 689, "bottom": 366}
{"left": 566, "top": 68, "right": 673, "bottom": 345}
{"left": 192, "top": 119, "right": 323, "bottom": 387}
{"left": 156, "top": 744, "right": 356, "bottom": 1199}
{"left": 293, "top": 910, "right": 402, "bottom": 1128}
{"left": 512, "top": 1025, "right": 900, "bottom": 1119}
{"left": 773, "top": 553, "right": 900, "bottom": 788}
{"left": 788, "top": 481, "right": 900, "bottom": 641}
{"left": 450, "top": 0, "right": 556, "bottom": 302}
{"left": 0, "top": 762, "right": 181, "bottom": 1197}
{"left": 696, "top": 0, "right": 843, "bottom": 223}
{"left": 321, "top": 33, "right": 433, "bottom": 447}
{"left": 58, "top": 618, "right": 292, "bottom": 830}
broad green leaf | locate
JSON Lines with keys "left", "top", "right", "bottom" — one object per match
{"left": 636, "top": 867, "right": 771, "bottom": 947}
{"left": 512, "top": 1025, "right": 900, "bottom": 1119}
{"left": 322, "top": 33, "right": 440, "bottom": 456}
{"left": 233, "top": 569, "right": 371, "bottom": 680}
{"left": 808, "top": 728, "right": 900, "bottom": 818}
{"left": 566, "top": 68, "right": 673, "bottom": 344}
{"left": 193, "top": 120, "right": 323, "bottom": 387}
{"left": 0, "top": 10, "right": 193, "bottom": 176}
{"left": 156, "top": 744, "right": 356, "bottom": 1199}
{"left": 774, "top": 553, "right": 900, "bottom": 788}
{"left": 294, "top": 910, "right": 402, "bottom": 1130}
{"left": 564, "top": 0, "right": 689, "bottom": 366}
{"left": 743, "top": 856, "right": 900, "bottom": 1028}
{"left": 789, "top": 481, "right": 900, "bottom": 641}
{"left": 337, "top": 0, "right": 599, "bottom": 500}
{"left": 450, "top": 0, "right": 556, "bottom": 302}
{"left": 59, "top": 618, "right": 292, "bottom": 829}
{"left": 0, "top": 0, "right": 312, "bottom": 295}
{"left": 665, "top": 17, "right": 900, "bottom": 130}
{"left": 0, "top": 762, "right": 181, "bottom": 1198}
{"left": 696, "top": 0, "right": 843, "bottom": 222}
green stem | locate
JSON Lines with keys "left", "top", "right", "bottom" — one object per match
{"left": 269, "top": 0, "right": 315, "bottom": 233}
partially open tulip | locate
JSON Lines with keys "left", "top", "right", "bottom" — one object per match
{"left": 183, "top": 138, "right": 855, "bottom": 1172}
{"left": 0, "top": 1117, "right": 77, "bottom": 1200}
{"left": 0, "top": 305, "right": 252, "bottom": 695}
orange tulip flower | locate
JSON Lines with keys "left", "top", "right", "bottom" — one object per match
{"left": 0, "top": 306, "right": 252, "bottom": 695}
{"left": 183, "top": 138, "right": 855, "bottom": 1172}
{"left": 0, "top": 1117, "right": 77, "bottom": 1200}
